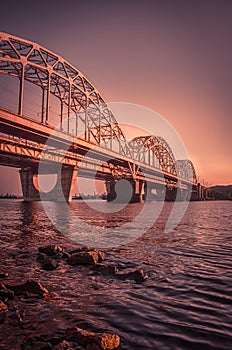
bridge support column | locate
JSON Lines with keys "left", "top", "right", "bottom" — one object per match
{"left": 47, "top": 166, "right": 77, "bottom": 202}
{"left": 19, "top": 169, "right": 40, "bottom": 202}
{"left": 105, "top": 178, "right": 145, "bottom": 203}
{"left": 165, "top": 187, "right": 177, "bottom": 202}
{"left": 20, "top": 166, "right": 77, "bottom": 202}
{"left": 131, "top": 179, "right": 145, "bottom": 203}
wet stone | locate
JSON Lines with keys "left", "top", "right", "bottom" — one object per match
{"left": 6, "top": 279, "right": 48, "bottom": 298}
{"left": 40, "top": 257, "right": 59, "bottom": 271}
{"left": 53, "top": 340, "right": 84, "bottom": 350}
{"left": 67, "top": 251, "right": 99, "bottom": 266}
{"left": 61, "top": 251, "right": 71, "bottom": 260}
{"left": 66, "top": 327, "right": 120, "bottom": 350}
{"left": 38, "top": 244, "right": 63, "bottom": 257}
{"left": 0, "top": 272, "right": 8, "bottom": 278}
{"left": 0, "top": 283, "right": 14, "bottom": 302}
{"left": 69, "top": 247, "right": 105, "bottom": 263}
{"left": 119, "top": 268, "right": 148, "bottom": 283}
{"left": 20, "top": 340, "right": 53, "bottom": 350}
{"left": 0, "top": 300, "right": 8, "bottom": 312}
{"left": 92, "top": 264, "right": 118, "bottom": 275}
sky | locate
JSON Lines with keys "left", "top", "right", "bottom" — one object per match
{"left": 0, "top": 0, "right": 231, "bottom": 194}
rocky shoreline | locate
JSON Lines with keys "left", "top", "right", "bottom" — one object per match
{"left": 1, "top": 244, "right": 147, "bottom": 349}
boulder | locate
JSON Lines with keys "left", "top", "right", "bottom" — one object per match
{"left": 37, "top": 253, "right": 59, "bottom": 271}
{"left": 53, "top": 340, "right": 84, "bottom": 349}
{"left": 66, "top": 327, "right": 120, "bottom": 349}
{"left": 97, "top": 251, "right": 105, "bottom": 263}
{"left": 40, "top": 257, "right": 59, "bottom": 271}
{"left": 62, "top": 251, "right": 71, "bottom": 260}
{"left": 0, "top": 283, "right": 14, "bottom": 302}
{"left": 0, "top": 272, "right": 8, "bottom": 278}
{"left": 119, "top": 268, "right": 148, "bottom": 283}
{"left": 69, "top": 247, "right": 105, "bottom": 263}
{"left": 20, "top": 339, "right": 52, "bottom": 350}
{"left": 36, "top": 252, "right": 47, "bottom": 262}
{"left": 38, "top": 245, "right": 63, "bottom": 257}
{"left": 0, "top": 300, "right": 8, "bottom": 312}
{"left": 6, "top": 280, "right": 48, "bottom": 298}
{"left": 92, "top": 265, "right": 118, "bottom": 275}
{"left": 67, "top": 251, "right": 99, "bottom": 266}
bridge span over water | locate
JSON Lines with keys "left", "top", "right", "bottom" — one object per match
{"left": 0, "top": 32, "right": 205, "bottom": 202}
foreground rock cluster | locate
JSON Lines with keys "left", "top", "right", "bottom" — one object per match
{"left": 20, "top": 327, "right": 120, "bottom": 350}
{"left": 36, "top": 244, "right": 148, "bottom": 284}
{"left": 1, "top": 244, "right": 148, "bottom": 349}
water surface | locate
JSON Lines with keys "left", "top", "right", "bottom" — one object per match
{"left": 0, "top": 200, "right": 231, "bottom": 349}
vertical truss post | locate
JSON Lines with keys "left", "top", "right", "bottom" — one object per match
{"left": 67, "top": 84, "right": 71, "bottom": 133}
{"left": 99, "top": 110, "right": 101, "bottom": 145}
{"left": 18, "top": 64, "right": 25, "bottom": 116}
{"left": 46, "top": 73, "right": 50, "bottom": 124}
{"left": 84, "top": 111, "right": 87, "bottom": 140}
{"left": 41, "top": 87, "right": 45, "bottom": 123}
{"left": 60, "top": 100, "right": 63, "bottom": 130}
{"left": 110, "top": 115, "right": 113, "bottom": 150}
{"left": 75, "top": 113, "right": 78, "bottom": 136}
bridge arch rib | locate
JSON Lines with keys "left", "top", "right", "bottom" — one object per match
{"left": 175, "top": 159, "right": 197, "bottom": 184}
{"left": 0, "top": 32, "right": 129, "bottom": 155}
{"left": 129, "top": 135, "right": 177, "bottom": 176}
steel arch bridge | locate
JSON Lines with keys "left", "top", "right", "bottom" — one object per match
{"left": 0, "top": 31, "right": 129, "bottom": 155}
{"left": 0, "top": 32, "right": 199, "bottom": 202}
{"left": 129, "top": 135, "right": 177, "bottom": 176}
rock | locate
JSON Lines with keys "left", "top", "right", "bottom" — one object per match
{"left": 68, "top": 246, "right": 92, "bottom": 254}
{"left": 6, "top": 280, "right": 48, "bottom": 298}
{"left": 66, "top": 327, "right": 120, "bottom": 349}
{"left": 0, "top": 272, "right": 8, "bottom": 278}
{"left": 36, "top": 252, "right": 47, "bottom": 262}
{"left": 119, "top": 268, "right": 148, "bottom": 283}
{"left": 38, "top": 244, "right": 63, "bottom": 257}
{"left": 69, "top": 247, "right": 105, "bottom": 263}
{"left": 53, "top": 340, "right": 84, "bottom": 350}
{"left": 20, "top": 340, "right": 52, "bottom": 350}
{"left": 92, "top": 265, "right": 118, "bottom": 275}
{"left": 40, "top": 257, "right": 59, "bottom": 271}
{"left": 0, "top": 284, "right": 14, "bottom": 302}
{"left": 62, "top": 251, "right": 71, "bottom": 260}
{"left": 0, "top": 300, "right": 8, "bottom": 312}
{"left": 67, "top": 251, "right": 99, "bottom": 266}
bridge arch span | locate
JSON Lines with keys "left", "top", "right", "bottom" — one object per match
{"left": 129, "top": 135, "right": 177, "bottom": 176}
{"left": 175, "top": 159, "right": 197, "bottom": 184}
{"left": 0, "top": 32, "right": 129, "bottom": 154}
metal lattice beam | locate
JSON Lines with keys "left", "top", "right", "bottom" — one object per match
{"left": 0, "top": 32, "right": 130, "bottom": 155}
{"left": 129, "top": 135, "right": 177, "bottom": 176}
{"left": 176, "top": 159, "right": 197, "bottom": 184}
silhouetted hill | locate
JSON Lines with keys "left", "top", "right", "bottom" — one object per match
{"left": 209, "top": 185, "right": 232, "bottom": 200}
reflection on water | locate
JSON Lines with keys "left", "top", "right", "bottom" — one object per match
{"left": 0, "top": 199, "right": 232, "bottom": 349}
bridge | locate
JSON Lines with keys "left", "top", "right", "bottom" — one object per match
{"left": 0, "top": 32, "right": 206, "bottom": 202}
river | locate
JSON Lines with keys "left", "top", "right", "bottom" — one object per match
{"left": 0, "top": 199, "right": 231, "bottom": 349}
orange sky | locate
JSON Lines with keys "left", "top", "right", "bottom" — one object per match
{"left": 0, "top": 1, "right": 231, "bottom": 194}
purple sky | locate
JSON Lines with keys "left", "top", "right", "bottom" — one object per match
{"left": 0, "top": 0, "right": 231, "bottom": 194}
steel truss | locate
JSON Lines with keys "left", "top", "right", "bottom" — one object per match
{"left": 0, "top": 32, "right": 198, "bottom": 185}
{"left": 0, "top": 32, "right": 129, "bottom": 155}
{"left": 129, "top": 135, "right": 177, "bottom": 176}
{"left": 175, "top": 159, "right": 197, "bottom": 184}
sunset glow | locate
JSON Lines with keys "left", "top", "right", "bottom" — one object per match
{"left": 0, "top": 1, "right": 231, "bottom": 195}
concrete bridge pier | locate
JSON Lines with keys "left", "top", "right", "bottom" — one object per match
{"left": 175, "top": 187, "right": 192, "bottom": 201}
{"left": 165, "top": 186, "right": 177, "bottom": 201}
{"left": 105, "top": 178, "right": 145, "bottom": 203}
{"left": 19, "top": 168, "right": 40, "bottom": 201}
{"left": 19, "top": 166, "right": 77, "bottom": 202}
